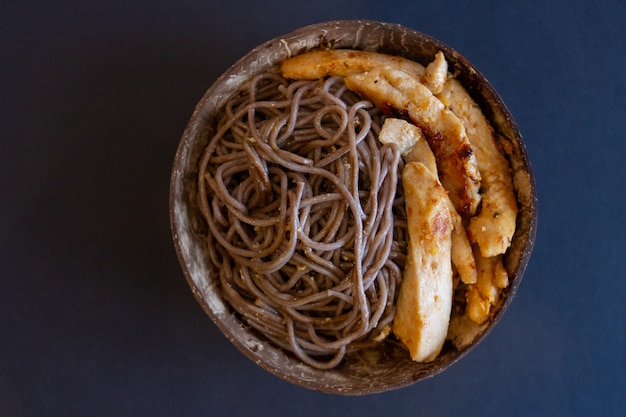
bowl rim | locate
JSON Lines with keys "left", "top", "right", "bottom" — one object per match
{"left": 169, "top": 19, "right": 538, "bottom": 395}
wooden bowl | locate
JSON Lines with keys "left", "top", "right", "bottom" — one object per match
{"left": 169, "top": 20, "right": 537, "bottom": 395}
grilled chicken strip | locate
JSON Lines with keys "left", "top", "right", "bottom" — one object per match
{"left": 392, "top": 162, "right": 453, "bottom": 362}
{"left": 281, "top": 49, "right": 427, "bottom": 81}
{"left": 438, "top": 78, "right": 518, "bottom": 257}
{"left": 465, "top": 252, "right": 509, "bottom": 324}
{"left": 344, "top": 66, "right": 481, "bottom": 216}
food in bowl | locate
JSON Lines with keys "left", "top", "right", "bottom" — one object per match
{"left": 170, "top": 20, "right": 536, "bottom": 394}
{"left": 196, "top": 47, "right": 517, "bottom": 367}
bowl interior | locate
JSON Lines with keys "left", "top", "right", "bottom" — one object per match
{"left": 169, "top": 20, "right": 537, "bottom": 395}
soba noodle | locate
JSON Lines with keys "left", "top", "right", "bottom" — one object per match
{"left": 197, "top": 71, "right": 408, "bottom": 369}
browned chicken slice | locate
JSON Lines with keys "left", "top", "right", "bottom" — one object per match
{"left": 281, "top": 49, "right": 426, "bottom": 81}
{"left": 438, "top": 78, "right": 518, "bottom": 257}
{"left": 465, "top": 252, "right": 508, "bottom": 324}
{"left": 447, "top": 199, "right": 478, "bottom": 285}
{"left": 392, "top": 162, "right": 453, "bottom": 362}
{"left": 344, "top": 66, "right": 481, "bottom": 216}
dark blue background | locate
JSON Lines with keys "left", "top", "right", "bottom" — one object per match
{"left": 2, "top": 1, "right": 624, "bottom": 415}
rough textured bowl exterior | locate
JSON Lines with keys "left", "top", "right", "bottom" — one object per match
{"left": 169, "top": 20, "right": 537, "bottom": 395}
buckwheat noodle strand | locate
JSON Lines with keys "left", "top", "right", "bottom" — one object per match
{"left": 197, "top": 72, "right": 408, "bottom": 369}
